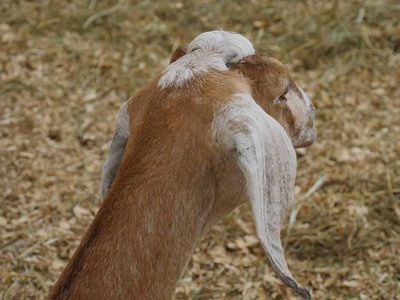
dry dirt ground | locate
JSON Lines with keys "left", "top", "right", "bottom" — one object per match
{"left": 1, "top": 0, "right": 399, "bottom": 299}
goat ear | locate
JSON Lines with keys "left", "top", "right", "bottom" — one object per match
{"left": 229, "top": 54, "right": 275, "bottom": 80}
{"left": 100, "top": 102, "right": 130, "bottom": 200}
{"left": 228, "top": 55, "right": 266, "bottom": 84}
{"left": 170, "top": 45, "right": 188, "bottom": 64}
{"left": 214, "top": 94, "right": 311, "bottom": 299}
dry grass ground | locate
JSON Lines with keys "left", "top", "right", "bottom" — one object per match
{"left": 1, "top": 0, "right": 399, "bottom": 299}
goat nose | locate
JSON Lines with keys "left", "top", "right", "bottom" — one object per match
{"left": 309, "top": 102, "right": 316, "bottom": 117}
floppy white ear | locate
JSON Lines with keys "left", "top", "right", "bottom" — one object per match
{"left": 100, "top": 102, "right": 130, "bottom": 200}
{"left": 213, "top": 94, "right": 311, "bottom": 299}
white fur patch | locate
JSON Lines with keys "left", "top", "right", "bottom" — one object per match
{"left": 212, "top": 94, "right": 311, "bottom": 299}
{"left": 187, "top": 30, "right": 255, "bottom": 63}
{"left": 158, "top": 30, "right": 255, "bottom": 89}
{"left": 157, "top": 50, "right": 228, "bottom": 89}
{"left": 288, "top": 85, "right": 316, "bottom": 148}
{"left": 100, "top": 102, "right": 130, "bottom": 200}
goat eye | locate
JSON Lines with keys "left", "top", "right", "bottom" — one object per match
{"left": 279, "top": 93, "right": 287, "bottom": 102}
{"left": 273, "top": 92, "right": 288, "bottom": 105}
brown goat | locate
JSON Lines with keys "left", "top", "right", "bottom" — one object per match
{"left": 48, "top": 31, "right": 316, "bottom": 300}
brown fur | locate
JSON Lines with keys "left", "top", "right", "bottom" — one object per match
{"left": 47, "top": 71, "right": 251, "bottom": 300}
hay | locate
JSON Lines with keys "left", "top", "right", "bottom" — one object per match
{"left": 0, "top": 0, "right": 399, "bottom": 299}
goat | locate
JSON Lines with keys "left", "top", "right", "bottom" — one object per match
{"left": 48, "top": 31, "right": 316, "bottom": 299}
